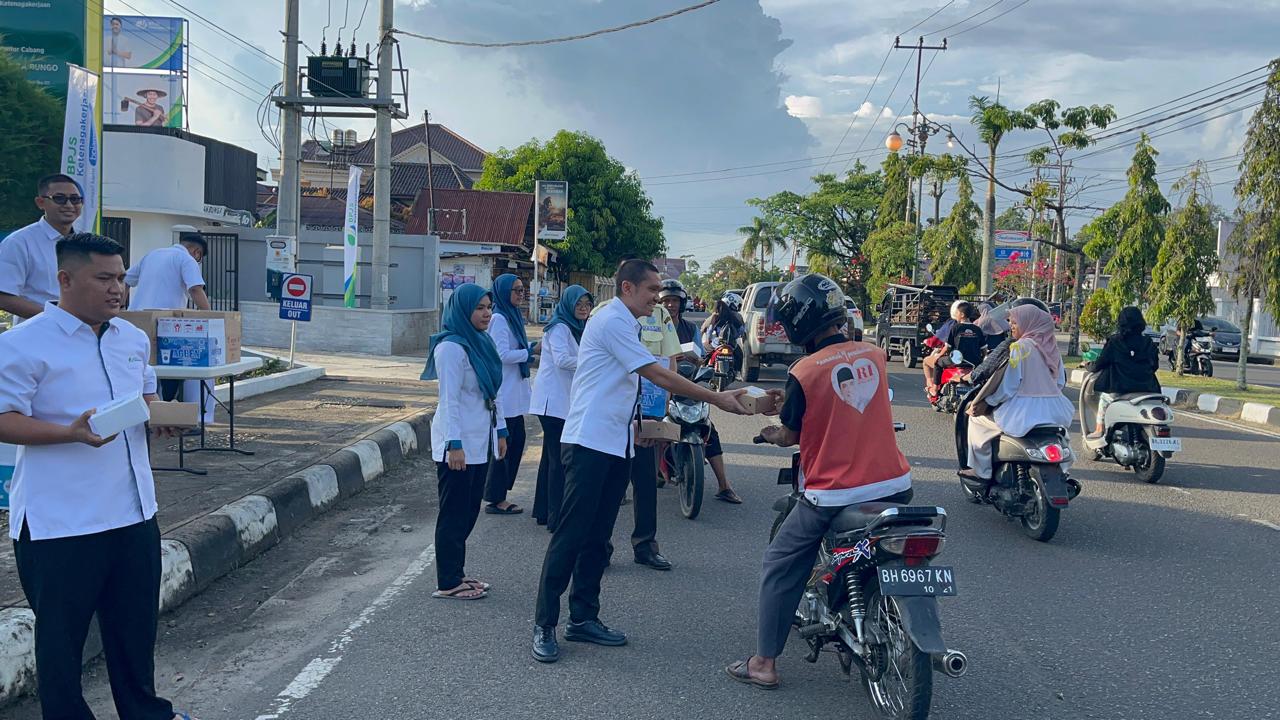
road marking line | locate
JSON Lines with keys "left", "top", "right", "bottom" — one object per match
{"left": 1251, "top": 519, "right": 1280, "bottom": 532}
{"left": 253, "top": 543, "right": 436, "bottom": 719}
{"left": 1176, "top": 409, "right": 1280, "bottom": 440}
{"left": 1171, "top": 487, "right": 1192, "bottom": 496}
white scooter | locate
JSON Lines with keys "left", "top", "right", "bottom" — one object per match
{"left": 1078, "top": 372, "right": 1181, "bottom": 484}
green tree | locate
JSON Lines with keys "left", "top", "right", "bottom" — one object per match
{"left": 0, "top": 51, "right": 64, "bottom": 230}
{"left": 1229, "top": 59, "right": 1280, "bottom": 389}
{"left": 877, "top": 153, "right": 913, "bottom": 230}
{"left": 922, "top": 172, "right": 981, "bottom": 287}
{"left": 969, "top": 96, "right": 1037, "bottom": 294}
{"left": 1106, "top": 134, "right": 1170, "bottom": 306}
{"left": 1149, "top": 164, "right": 1219, "bottom": 375}
{"left": 703, "top": 255, "right": 767, "bottom": 297}
{"left": 863, "top": 221, "right": 916, "bottom": 299}
{"left": 737, "top": 216, "right": 784, "bottom": 273}
{"left": 994, "top": 205, "right": 1029, "bottom": 231}
{"left": 477, "top": 130, "right": 665, "bottom": 276}
{"left": 1079, "top": 286, "right": 1118, "bottom": 343}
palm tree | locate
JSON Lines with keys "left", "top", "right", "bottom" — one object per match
{"left": 738, "top": 217, "right": 784, "bottom": 274}
{"left": 969, "top": 96, "right": 1035, "bottom": 295}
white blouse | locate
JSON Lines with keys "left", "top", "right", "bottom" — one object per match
{"left": 428, "top": 342, "right": 508, "bottom": 464}
{"left": 989, "top": 350, "right": 1075, "bottom": 438}
{"left": 487, "top": 312, "right": 531, "bottom": 418}
{"left": 529, "top": 323, "right": 580, "bottom": 420}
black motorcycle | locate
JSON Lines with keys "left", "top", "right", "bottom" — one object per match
{"left": 758, "top": 423, "right": 966, "bottom": 720}
{"left": 666, "top": 362, "right": 715, "bottom": 519}
{"left": 953, "top": 394, "right": 1080, "bottom": 542}
{"left": 1167, "top": 333, "right": 1214, "bottom": 377}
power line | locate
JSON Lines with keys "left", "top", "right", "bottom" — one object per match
{"left": 923, "top": 0, "right": 1003, "bottom": 36}
{"left": 818, "top": 45, "right": 894, "bottom": 175}
{"left": 898, "top": 0, "right": 956, "bottom": 35}
{"left": 946, "top": 0, "right": 1033, "bottom": 37}
{"left": 393, "top": 0, "right": 722, "bottom": 48}
{"left": 842, "top": 52, "right": 915, "bottom": 173}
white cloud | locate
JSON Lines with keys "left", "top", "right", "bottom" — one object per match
{"left": 786, "top": 95, "right": 825, "bottom": 118}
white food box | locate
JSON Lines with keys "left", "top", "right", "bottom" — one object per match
{"left": 88, "top": 394, "right": 151, "bottom": 438}
{"left": 680, "top": 342, "right": 699, "bottom": 354}
{"left": 740, "top": 385, "right": 778, "bottom": 415}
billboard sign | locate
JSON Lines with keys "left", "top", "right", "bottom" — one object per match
{"left": 535, "top": 180, "right": 568, "bottom": 241}
{"left": 103, "top": 15, "right": 184, "bottom": 71}
{"left": 0, "top": 0, "right": 100, "bottom": 100}
{"left": 104, "top": 71, "right": 184, "bottom": 127}
{"left": 994, "top": 229, "right": 1031, "bottom": 247}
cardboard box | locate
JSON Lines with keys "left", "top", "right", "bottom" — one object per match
{"left": 117, "top": 310, "right": 242, "bottom": 364}
{"left": 639, "top": 419, "right": 682, "bottom": 442}
{"left": 147, "top": 400, "right": 200, "bottom": 428}
{"left": 740, "top": 386, "right": 778, "bottom": 415}
{"left": 158, "top": 317, "right": 227, "bottom": 367}
{"left": 88, "top": 394, "right": 150, "bottom": 438}
{"left": 0, "top": 442, "right": 15, "bottom": 511}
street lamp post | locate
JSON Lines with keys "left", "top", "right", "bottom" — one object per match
{"left": 886, "top": 117, "right": 954, "bottom": 283}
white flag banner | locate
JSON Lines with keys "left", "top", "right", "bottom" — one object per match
{"left": 60, "top": 64, "right": 101, "bottom": 234}
{"left": 343, "top": 165, "right": 362, "bottom": 307}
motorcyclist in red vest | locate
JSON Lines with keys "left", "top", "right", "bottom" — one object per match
{"left": 726, "top": 273, "right": 912, "bottom": 690}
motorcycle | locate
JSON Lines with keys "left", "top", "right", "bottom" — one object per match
{"left": 1078, "top": 373, "right": 1179, "bottom": 484}
{"left": 1168, "top": 333, "right": 1214, "bottom": 377}
{"left": 757, "top": 419, "right": 966, "bottom": 720}
{"left": 664, "top": 361, "right": 715, "bottom": 519}
{"left": 953, "top": 394, "right": 1080, "bottom": 542}
{"left": 931, "top": 350, "right": 975, "bottom": 415}
{"left": 707, "top": 326, "right": 738, "bottom": 392}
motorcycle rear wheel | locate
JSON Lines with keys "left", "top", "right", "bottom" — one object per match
{"left": 1132, "top": 436, "right": 1166, "bottom": 484}
{"left": 861, "top": 591, "right": 933, "bottom": 720}
{"left": 677, "top": 443, "right": 705, "bottom": 519}
{"left": 1019, "top": 467, "right": 1061, "bottom": 542}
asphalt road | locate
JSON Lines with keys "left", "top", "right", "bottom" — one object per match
{"left": 11, "top": 361, "right": 1280, "bottom": 720}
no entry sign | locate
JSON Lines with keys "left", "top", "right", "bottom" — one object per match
{"left": 279, "top": 273, "right": 314, "bottom": 322}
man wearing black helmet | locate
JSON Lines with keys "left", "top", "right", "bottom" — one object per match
{"left": 726, "top": 273, "right": 912, "bottom": 689}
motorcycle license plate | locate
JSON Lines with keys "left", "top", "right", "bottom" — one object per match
{"left": 878, "top": 566, "right": 957, "bottom": 597}
{"left": 1149, "top": 437, "right": 1182, "bottom": 452}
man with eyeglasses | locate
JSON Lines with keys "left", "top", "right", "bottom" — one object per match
{"left": 0, "top": 174, "right": 85, "bottom": 323}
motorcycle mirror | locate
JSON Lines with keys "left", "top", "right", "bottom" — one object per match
{"left": 926, "top": 323, "right": 934, "bottom": 333}
{"left": 888, "top": 388, "right": 894, "bottom": 402}
{"left": 950, "top": 350, "right": 965, "bottom": 365}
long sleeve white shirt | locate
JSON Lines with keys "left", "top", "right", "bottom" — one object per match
{"left": 428, "top": 342, "right": 508, "bottom": 464}
{"left": 529, "top": 323, "right": 580, "bottom": 420}
{"left": 0, "top": 303, "right": 159, "bottom": 540}
{"left": 486, "top": 312, "right": 531, "bottom": 417}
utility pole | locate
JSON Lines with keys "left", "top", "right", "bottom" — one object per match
{"left": 1029, "top": 167, "right": 1043, "bottom": 298}
{"left": 894, "top": 36, "right": 946, "bottom": 283}
{"left": 423, "top": 109, "right": 435, "bottom": 234}
{"left": 371, "top": 0, "right": 394, "bottom": 309}
{"left": 277, "top": 0, "right": 301, "bottom": 242}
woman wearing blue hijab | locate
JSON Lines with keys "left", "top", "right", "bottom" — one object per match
{"left": 422, "top": 283, "right": 509, "bottom": 599}
{"left": 529, "top": 285, "right": 593, "bottom": 531}
{"left": 483, "top": 273, "right": 535, "bottom": 514}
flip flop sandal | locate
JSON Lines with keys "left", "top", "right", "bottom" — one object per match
{"left": 485, "top": 504, "right": 523, "bottom": 515}
{"left": 725, "top": 659, "right": 779, "bottom": 690}
{"left": 715, "top": 490, "right": 744, "bottom": 504}
{"left": 432, "top": 586, "right": 487, "bottom": 601}
{"left": 463, "top": 578, "right": 491, "bottom": 591}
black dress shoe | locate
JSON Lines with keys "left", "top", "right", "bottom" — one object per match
{"left": 634, "top": 552, "right": 672, "bottom": 571}
{"left": 564, "top": 619, "right": 627, "bottom": 646}
{"left": 532, "top": 625, "right": 560, "bottom": 663}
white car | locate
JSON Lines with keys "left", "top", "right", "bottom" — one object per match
{"left": 844, "top": 298, "right": 865, "bottom": 341}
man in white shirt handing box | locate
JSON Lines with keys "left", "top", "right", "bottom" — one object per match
{"left": 0, "top": 234, "right": 195, "bottom": 720}
{"left": 532, "top": 259, "right": 751, "bottom": 664}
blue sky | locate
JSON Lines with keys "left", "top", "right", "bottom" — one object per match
{"left": 109, "top": 0, "right": 1279, "bottom": 266}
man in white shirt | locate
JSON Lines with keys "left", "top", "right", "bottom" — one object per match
{"left": 0, "top": 174, "right": 84, "bottom": 323}
{"left": 0, "top": 233, "right": 193, "bottom": 720}
{"left": 531, "top": 259, "right": 750, "bottom": 664}
{"left": 126, "top": 233, "right": 214, "bottom": 421}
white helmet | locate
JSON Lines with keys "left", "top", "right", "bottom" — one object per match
{"left": 721, "top": 292, "right": 744, "bottom": 312}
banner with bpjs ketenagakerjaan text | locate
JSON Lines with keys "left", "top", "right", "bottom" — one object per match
{"left": 61, "top": 64, "right": 100, "bottom": 234}
{"left": 343, "top": 165, "right": 362, "bottom": 308}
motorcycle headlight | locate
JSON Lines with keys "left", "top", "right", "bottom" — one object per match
{"left": 671, "top": 401, "right": 709, "bottom": 424}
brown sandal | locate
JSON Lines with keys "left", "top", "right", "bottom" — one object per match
{"left": 432, "top": 585, "right": 486, "bottom": 601}
{"left": 725, "top": 658, "right": 779, "bottom": 690}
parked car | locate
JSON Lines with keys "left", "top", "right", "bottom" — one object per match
{"left": 843, "top": 298, "right": 865, "bottom": 341}
{"left": 1157, "top": 316, "right": 1243, "bottom": 360}
{"left": 738, "top": 282, "right": 805, "bottom": 382}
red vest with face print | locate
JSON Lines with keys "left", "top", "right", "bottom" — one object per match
{"left": 790, "top": 340, "right": 912, "bottom": 505}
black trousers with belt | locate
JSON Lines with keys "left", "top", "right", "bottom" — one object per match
{"left": 534, "top": 444, "right": 631, "bottom": 628}
{"left": 531, "top": 415, "right": 566, "bottom": 530}
{"left": 483, "top": 416, "right": 527, "bottom": 505}
{"left": 14, "top": 517, "right": 175, "bottom": 720}
{"left": 629, "top": 444, "right": 660, "bottom": 556}
{"left": 434, "top": 460, "right": 490, "bottom": 591}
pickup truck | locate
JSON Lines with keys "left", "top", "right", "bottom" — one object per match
{"left": 873, "top": 283, "right": 959, "bottom": 368}
{"left": 738, "top": 281, "right": 805, "bottom": 382}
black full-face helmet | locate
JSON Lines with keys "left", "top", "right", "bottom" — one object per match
{"left": 775, "top": 274, "right": 848, "bottom": 347}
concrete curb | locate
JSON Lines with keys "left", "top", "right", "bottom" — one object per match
{"left": 0, "top": 411, "right": 432, "bottom": 706}
{"left": 211, "top": 350, "right": 326, "bottom": 404}
{"left": 1067, "top": 368, "right": 1280, "bottom": 430}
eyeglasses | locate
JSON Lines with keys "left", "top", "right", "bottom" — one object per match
{"left": 42, "top": 194, "right": 84, "bottom": 206}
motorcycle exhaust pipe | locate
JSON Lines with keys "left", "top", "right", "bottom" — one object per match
{"left": 932, "top": 649, "right": 968, "bottom": 678}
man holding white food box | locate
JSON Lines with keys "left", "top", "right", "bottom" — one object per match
{"left": 0, "top": 234, "right": 197, "bottom": 720}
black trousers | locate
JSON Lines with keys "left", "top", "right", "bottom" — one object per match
{"left": 434, "top": 461, "right": 489, "bottom": 590}
{"left": 484, "top": 416, "right": 527, "bottom": 505}
{"left": 534, "top": 444, "right": 631, "bottom": 628}
{"left": 14, "top": 518, "right": 174, "bottom": 720}
{"left": 531, "top": 415, "right": 566, "bottom": 530}
{"left": 629, "top": 444, "right": 660, "bottom": 556}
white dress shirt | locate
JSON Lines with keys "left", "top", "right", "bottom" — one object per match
{"left": 561, "top": 298, "right": 656, "bottom": 458}
{"left": 0, "top": 303, "right": 160, "bottom": 540}
{"left": 529, "top": 323, "right": 580, "bottom": 420}
{"left": 429, "top": 342, "right": 508, "bottom": 464}
{"left": 126, "top": 245, "right": 206, "bottom": 310}
{"left": 0, "top": 217, "right": 63, "bottom": 321}
{"left": 487, "top": 312, "right": 531, "bottom": 418}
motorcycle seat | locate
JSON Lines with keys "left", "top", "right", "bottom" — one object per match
{"left": 1117, "top": 393, "right": 1165, "bottom": 404}
{"left": 828, "top": 502, "right": 936, "bottom": 534}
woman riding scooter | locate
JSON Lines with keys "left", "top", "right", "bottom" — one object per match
{"left": 1084, "top": 306, "right": 1161, "bottom": 439}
